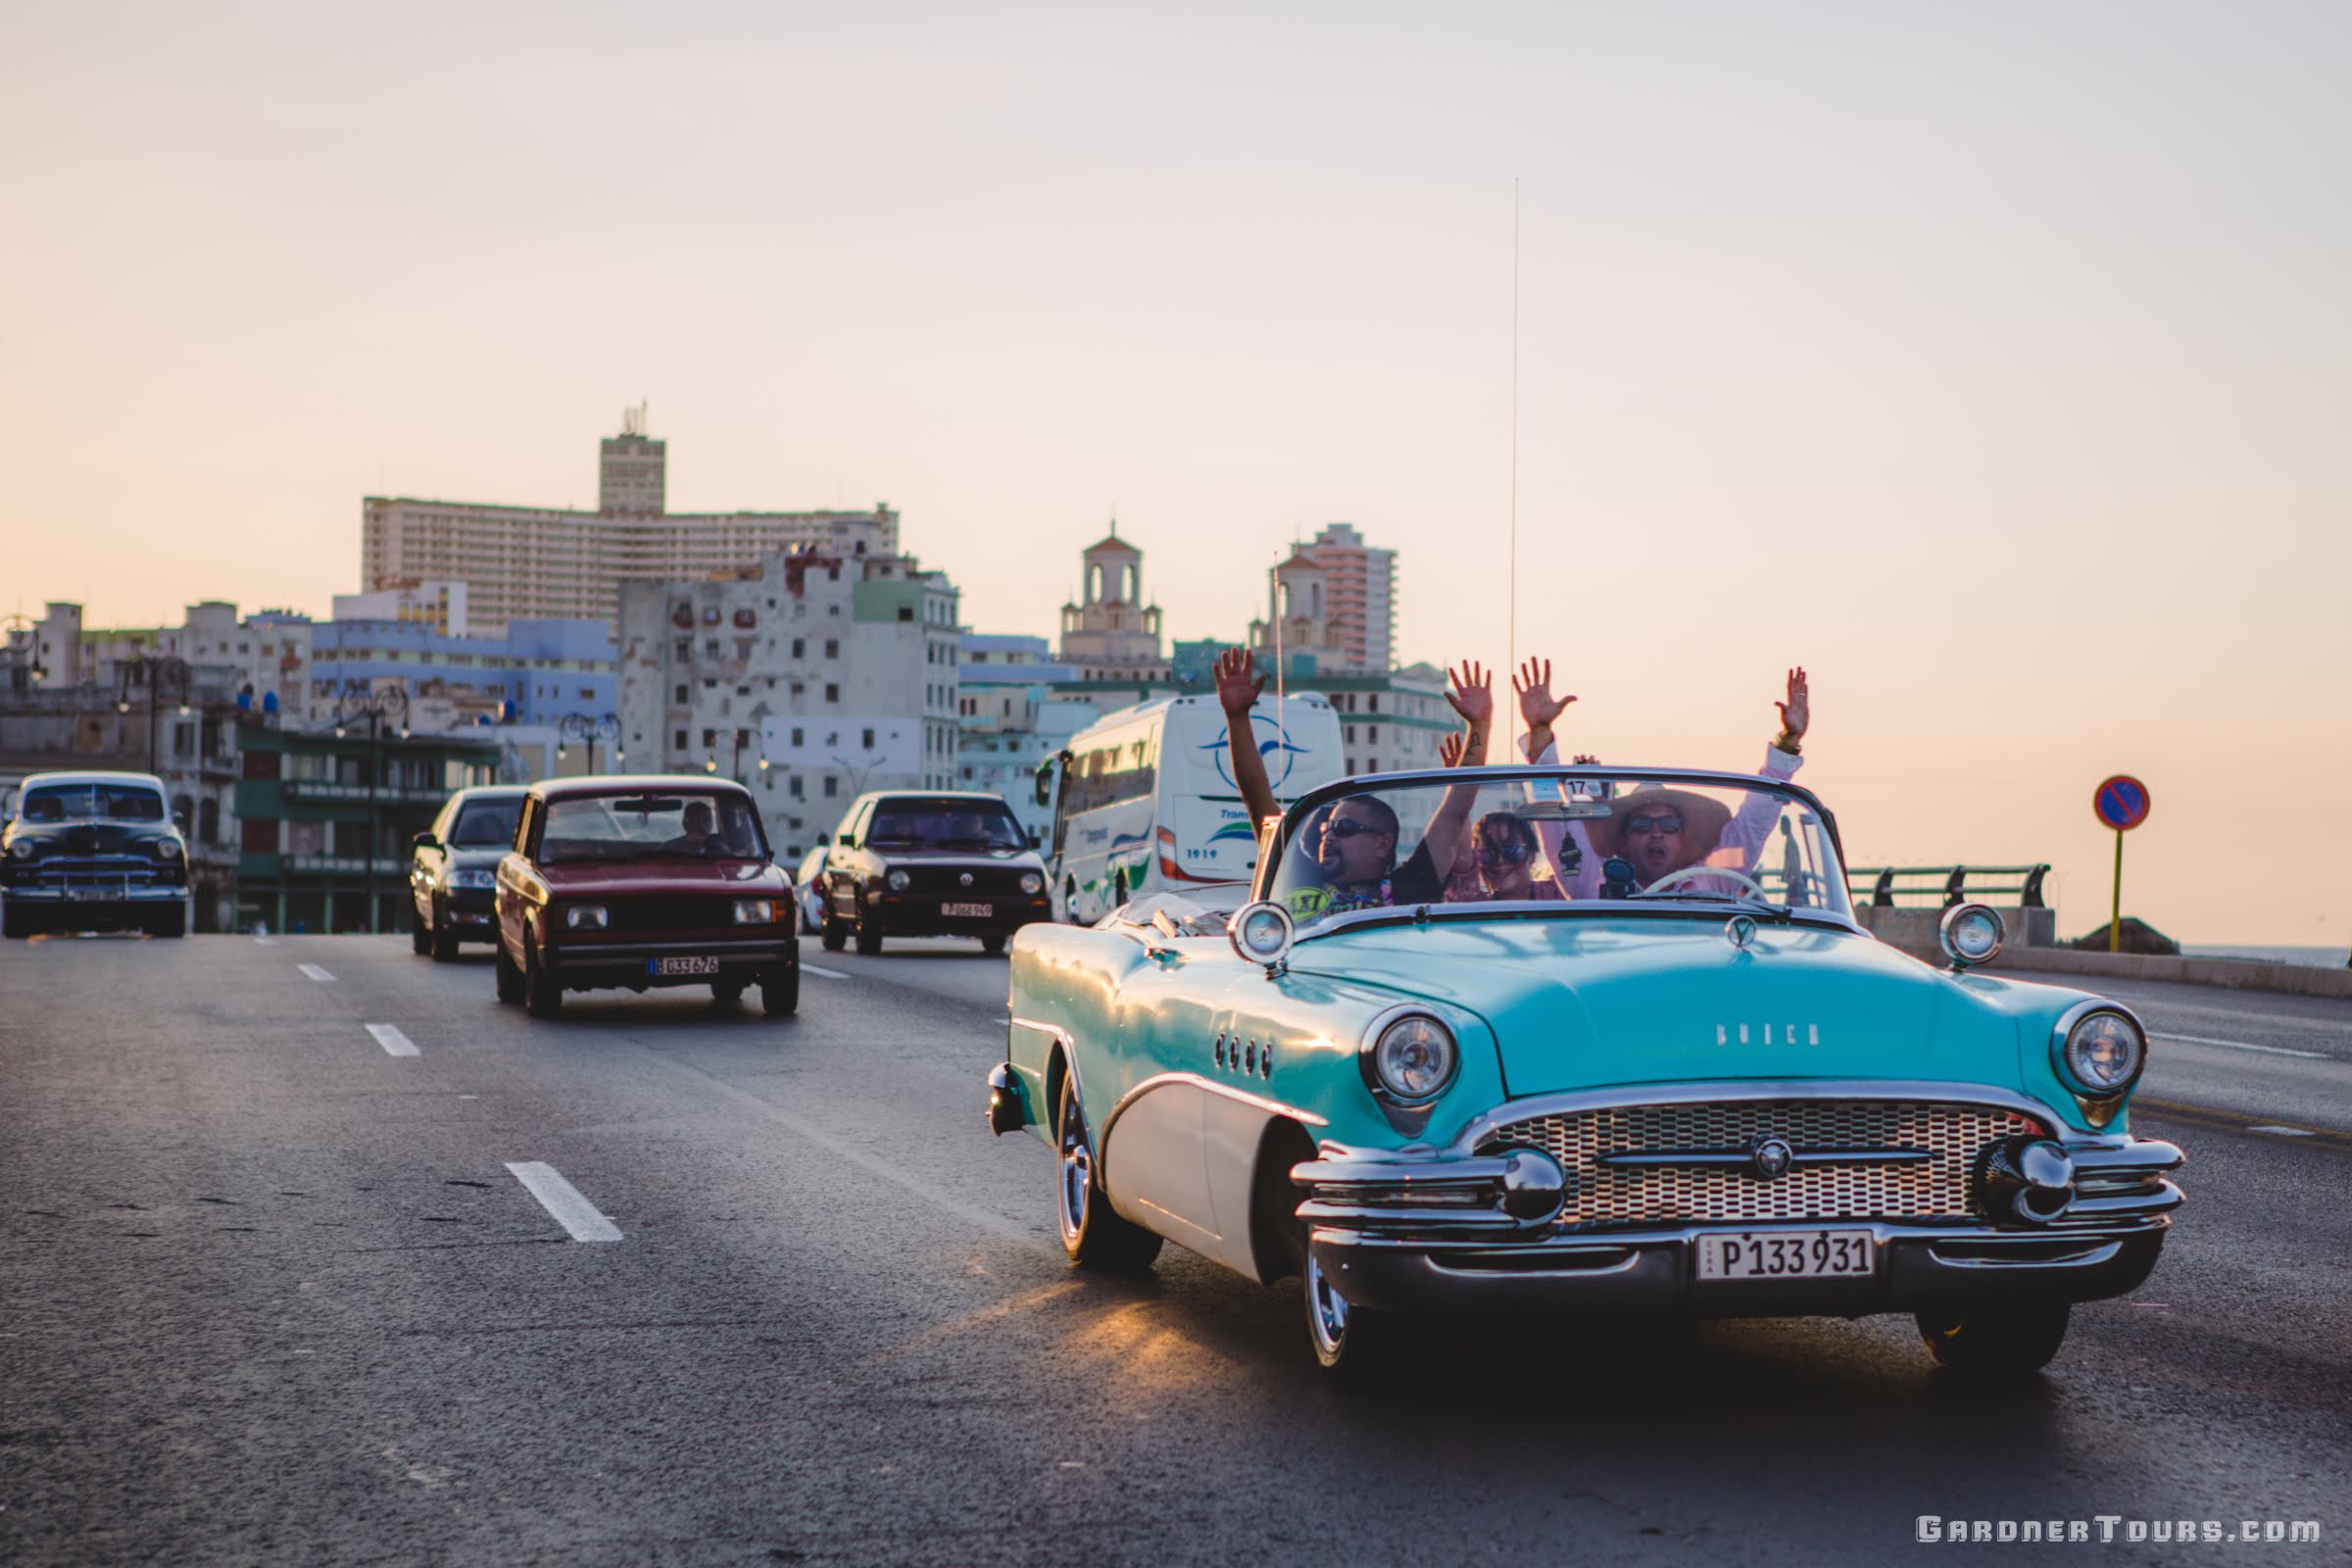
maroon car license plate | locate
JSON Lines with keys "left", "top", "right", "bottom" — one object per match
{"left": 942, "top": 901, "right": 992, "bottom": 918}
{"left": 649, "top": 956, "right": 719, "bottom": 977}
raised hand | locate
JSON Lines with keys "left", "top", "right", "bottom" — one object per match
{"left": 1214, "top": 646, "right": 1265, "bottom": 717}
{"left": 1437, "top": 731, "right": 1468, "bottom": 768}
{"left": 1512, "top": 657, "right": 1576, "bottom": 729}
{"left": 1775, "top": 666, "right": 1810, "bottom": 745}
{"left": 1445, "top": 661, "right": 1494, "bottom": 727}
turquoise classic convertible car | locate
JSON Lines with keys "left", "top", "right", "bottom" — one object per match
{"left": 987, "top": 763, "right": 2182, "bottom": 1379}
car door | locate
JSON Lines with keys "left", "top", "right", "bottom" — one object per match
{"left": 826, "top": 801, "right": 872, "bottom": 920}
{"left": 413, "top": 800, "right": 454, "bottom": 919}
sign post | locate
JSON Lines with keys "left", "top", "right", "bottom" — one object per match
{"left": 2092, "top": 776, "right": 2151, "bottom": 953}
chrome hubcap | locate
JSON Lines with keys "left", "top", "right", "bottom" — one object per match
{"left": 1057, "top": 1114, "right": 1091, "bottom": 1243}
{"left": 1305, "top": 1250, "right": 1350, "bottom": 1355}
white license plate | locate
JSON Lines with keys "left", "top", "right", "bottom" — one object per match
{"left": 650, "top": 956, "right": 719, "bottom": 976}
{"left": 68, "top": 888, "right": 113, "bottom": 903}
{"left": 1695, "top": 1230, "right": 1875, "bottom": 1281}
{"left": 941, "top": 902, "right": 992, "bottom": 918}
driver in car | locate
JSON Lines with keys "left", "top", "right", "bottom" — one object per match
{"left": 1511, "top": 660, "right": 1811, "bottom": 897}
{"left": 1214, "top": 647, "right": 1490, "bottom": 918}
{"left": 666, "top": 800, "right": 717, "bottom": 855}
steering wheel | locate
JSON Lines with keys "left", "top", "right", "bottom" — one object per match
{"left": 1632, "top": 865, "right": 1768, "bottom": 901}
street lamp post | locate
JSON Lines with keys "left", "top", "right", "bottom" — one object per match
{"left": 115, "top": 655, "right": 193, "bottom": 774}
{"left": 707, "top": 727, "right": 768, "bottom": 786}
{"left": 332, "top": 687, "right": 411, "bottom": 934}
{"left": 556, "top": 713, "right": 623, "bottom": 776}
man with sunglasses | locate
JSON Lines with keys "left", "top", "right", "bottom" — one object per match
{"left": 1215, "top": 647, "right": 1490, "bottom": 918}
{"left": 1511, "top": 660, "right": 1812, "bottom": 897}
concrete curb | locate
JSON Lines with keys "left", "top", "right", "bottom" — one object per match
{"left": 1883, "top": 941, "right": 2352, "bottom": 1001}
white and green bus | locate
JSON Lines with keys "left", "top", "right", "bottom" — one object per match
{"left": 1038, "top": 692, "right": 1342, "bottom": 924}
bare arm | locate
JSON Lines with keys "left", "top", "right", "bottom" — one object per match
{"left": 1213, "top": 646, "right": 1279, "bottom": 831}
{"left": 1419, "top": 662, "right": 1493, "bottom": 873}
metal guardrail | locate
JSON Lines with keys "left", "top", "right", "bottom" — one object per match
{"left": 1844, "top": 864, "right": 2049, "bottom": 909}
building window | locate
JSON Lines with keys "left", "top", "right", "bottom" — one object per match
{"left": 702, "top": 728, "right": 716, "bottom": 748}
{"left": 861, "top": 727, "right": 875, "bottom": 749}
{"left": 1368, "top": 695, "right": 1380, "bottom": 713}
{"left": 673, "top": 684, "right": 689, "bottom": 704}
{"left": 823, "top": 776, "right": 837, "bottom": 797}
{"left": 674, "top": 639, "right": 691, "bottom": 661}
{"left": 791, "top": 638, "right": 805, "bottom": 660}
{"left": 705, "top": 640, "right": 720, "bottom": 660}
{"left": 1367, "top": 726, "right": 1378, "bottom": 743}
{"left": 824, "top": 684, "right": 839, "bottom": 703}
{"left": 898, "top": 607, "right": 913, "bottom": 622}
{"left": 790, "top": 727, "right": 804, "bottom": 747}
{"left": 788, "top": 775, "right": 803, "bottom": 798}
{"left": 824, "top": 639, "right": 839, "bottom": 659}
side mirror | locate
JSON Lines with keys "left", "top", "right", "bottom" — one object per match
{"left": 815, "top": 832, "right": 831, "bottom": 847}
{"left": 412, "top": 833, "right": 438, "bottom": 853}
{"left": 1028, "top": 828, "right": 1042, "bottom": 849}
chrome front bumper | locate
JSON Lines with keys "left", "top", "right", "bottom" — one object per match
{"left": 1295, "top": 1123, "right": 2183, "bottom": 1318}
{"left": 5, "top": 883, "right": 186, "bottom": 904}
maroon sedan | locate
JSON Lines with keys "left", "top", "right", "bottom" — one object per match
{"left": 493, "top": 776, "right": 798, "bottom": 1018}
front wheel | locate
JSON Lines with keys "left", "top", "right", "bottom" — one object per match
{"left": 1916, "top": 1302, "right": 2071, "bottom": 1375}
{"left": 2, "top": 905, "right": 33, "bottom": 939}
{"left": 523, "top": 938, "right": 564, "bottom": 1018}
{"left": 980, "top": 933, "right": 1006, "bottom": 956}
{"left": 761, "top": 956, "right": 799, "bottom": 1016}
{"left": 494, "top": 932, "right": 525, "bottom": 1004}
{"left": 149, "top": 905, "right": 186, "bottom": 939}
{"left": 410, "top": 904, "right": 431, "bottom": 955}
{"left": 820, "top": 918, "right": 847, "bottom": 953}
{"left": 429, "top": 901, "right": 460, "bottom": 962}
{"left": 1054, "top": 1070, "right": 1160, "bottom": 1272}
{"left": 854, "top": 919, "right": 882, "bottom": 956}
{"left": 1303, "top": 1246, "right": 1405, "bottom": 1382}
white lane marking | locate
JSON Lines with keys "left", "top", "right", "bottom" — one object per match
{"left": 253, "top": 935, "right": 277, "bottom": 946}
{"left": 298, "top": 963, "right": 335, "bottom": 983}
{"left": 504, "top": 1162, "right": 622, "bottom": 1243}
{"left": 2154, "top": 1032, "right": 2328, "bottom": 1059}
{"left": 367, "top": 1023, "right": 419, "bottom": 1057}
{"left": 2246, "top": 1125, "right": 2317, "bottom": 1138}
{"left": 802, "top": 963, "right": 849, "bottom": 980}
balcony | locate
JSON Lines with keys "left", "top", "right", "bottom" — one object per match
{"left": 281, "top": 779, "right": 453, "bottom": 806}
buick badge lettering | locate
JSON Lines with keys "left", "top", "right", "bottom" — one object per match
{"left": 1748, "top": 1136, "right": 1794, "bottom": 1181}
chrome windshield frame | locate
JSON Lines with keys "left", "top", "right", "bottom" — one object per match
{"left": 1251, "top": 763, "right": 1851, "bottom": 918}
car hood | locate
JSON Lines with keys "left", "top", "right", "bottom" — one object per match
{"left": 865, "top": 846, "right": 1044, "bottom": 869}
{"left": 442, "top": 846, "right": 511, "bottom": 871}
{"left": 528, "top": 858, "right": 787, "bottom": 896}
{"left": 1286, "top": 914, "right": 2022, "bottom": 1096}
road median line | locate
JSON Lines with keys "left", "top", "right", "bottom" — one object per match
{"left": 505, "top": 1162, "right": 623, "bottom": 1243}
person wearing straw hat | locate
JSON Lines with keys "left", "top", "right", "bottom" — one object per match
{"left": 1509, "top": 660, "right": 1811, "bottom": 898}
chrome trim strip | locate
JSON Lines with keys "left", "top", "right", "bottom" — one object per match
{"left": 1289, "top": 901, "right": 1867, "bottom": 949}
{"left": 1594, "top": 1148, "right": 1934, "bottom": 1170}
{"left": 1100, "top": 1071, "right": 1328, "bottom": 1144}
{"left": 1311, "top": 1213, "right": 2172, "bottom": 1252}
{"left": 1445, "top": 1078, "right": 2073, "bottom": 1156}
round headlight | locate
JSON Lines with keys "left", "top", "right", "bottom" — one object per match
{"left": 2056, "top": 1006, "right": 2144, "bottom": 1096}
{"left": 885, "top": 869, "right": 910, "bottom": 893}
{"left": 1938, "top": 903, "right": 2003, "bottom": 968}
{"left": 1020, "top": 871, "right": 1044, "bottom": 895}
{"left": 151, "top": 837, "right": 182, "bottom": 861}
{"left": 1228, "top": 901, "right": 1294, "bottom": 966}
{"left": 1368, "top": 1012, "right": 1457, "bottom": 1103}
{"left": 7, "top": 839, "right": 35, "bottom": 859}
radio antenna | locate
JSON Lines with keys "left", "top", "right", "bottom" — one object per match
{"left": 1508, "top": 176, "right": 1521, "bottom": 682}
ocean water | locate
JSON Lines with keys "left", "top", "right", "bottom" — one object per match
{"left": 2180, "top": 945, "right": 2349, "bottom": 969}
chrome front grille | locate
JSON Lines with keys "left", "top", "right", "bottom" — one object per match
{"left": 1478, "top": 1100, "right": 2047, "bottom": 1227}
{"left": 22, "top": 857, "right": 169, "bottom": 888}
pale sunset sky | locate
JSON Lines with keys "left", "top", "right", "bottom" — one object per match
{"left": 2, "top": 3, "right": 2344, "bottom": 945}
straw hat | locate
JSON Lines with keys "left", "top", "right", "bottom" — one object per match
{"left": 1585, "top": 785, "right": 1733, "bottom": 863}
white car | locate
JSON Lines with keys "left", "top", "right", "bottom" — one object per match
{"left": 792, "top": 844, "right": 830, "bottom": 933}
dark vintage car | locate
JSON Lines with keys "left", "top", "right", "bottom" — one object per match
{"left": 492, "top": 775, "right": 798, "bottom": 1018}
{"left": 2, "top": 770, "right": 190, "bottom": 939}
{"left": 818, "top": 790, "right": 1051, "bottom": 956}
{"left": 408, "top": 786, "right": 527, "bottom": 960}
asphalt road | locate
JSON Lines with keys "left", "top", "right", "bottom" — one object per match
{"left": 2, "top": 932, "right": 2347, "bottom": 1566}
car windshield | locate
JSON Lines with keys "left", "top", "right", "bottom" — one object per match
{"left": 20, "top": 784, "right": 167, "bottom": 823}
{"left": 539, "top": 792, "right": 767, "bottom": 864}
{"left": 1264, "top": 767, "right": 1851, "bottom": 931}
{"left": 449, "top": 798, "right": 523, "bottom": 848}
{"left": 864, "top": 800, "right": 1027, "bottom": 851}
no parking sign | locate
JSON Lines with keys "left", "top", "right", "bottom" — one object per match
{"left": 2094, "top": 776, "right": 2150, "bottom": 832}
{"left": 2092, "top": 775, "right": 2150, "bottom": 951}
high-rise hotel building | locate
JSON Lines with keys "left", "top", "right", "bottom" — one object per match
{"left": 361, "top": 416, "right": 900, "bottom": 633}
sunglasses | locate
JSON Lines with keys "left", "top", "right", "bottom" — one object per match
{"left": 1323, "top": 817, "right": 1388, "bottom": 840}
{"left": 1623, "top": 812, "right": 1684, "bottom": 836}
{"left": 1476, "top": 840, "right": 1533, "bottom": 866}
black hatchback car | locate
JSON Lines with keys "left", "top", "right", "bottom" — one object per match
{"left": 409, "top": 786, "right": 527, "bottom": 959}
{"left": 818, "top": 791, "right": 1050, "bottom": 956}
